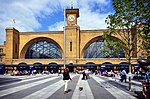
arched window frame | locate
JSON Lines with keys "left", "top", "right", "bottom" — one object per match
{"left": 84, "top": 39, "right": 125, "bottom": 58}
{"left": 25, "top": 40, "right": 62, "bottom": 59}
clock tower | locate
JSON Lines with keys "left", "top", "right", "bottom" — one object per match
{"left": 64, "top": 8, "right": 80, "bottom": 64}
{"left": 65, "top": 9, "right": 79, "bottom": 26}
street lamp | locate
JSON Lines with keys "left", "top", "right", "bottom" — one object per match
{"left": 64, "top": 8, "right": 66, "bottom": 69}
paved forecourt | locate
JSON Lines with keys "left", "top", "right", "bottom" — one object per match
{"left": 0, "top": 74, "right": 138, "bottom": 99}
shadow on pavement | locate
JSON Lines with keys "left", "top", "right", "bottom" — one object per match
{"left": 0, "top": 77, "right": 22, "bottom": 85}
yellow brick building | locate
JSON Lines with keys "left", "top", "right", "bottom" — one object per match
{"left": 0, "top": 8, "right": 140, "bottom": 74}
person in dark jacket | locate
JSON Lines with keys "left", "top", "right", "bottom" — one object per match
{"left": 63, "top": 67, "right": 72, "bottom": 94}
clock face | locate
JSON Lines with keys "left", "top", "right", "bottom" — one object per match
{"left": 68, "top": 15, "right": 75, "bottom": 21}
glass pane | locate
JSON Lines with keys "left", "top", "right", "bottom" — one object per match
{"left": 84, "top": 39, "right": 125, "bottom": 58}
{"left": 25, "top": 40, "right": 62, "bottom": 59}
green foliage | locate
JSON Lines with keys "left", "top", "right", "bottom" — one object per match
{"left": 142, "top": 22, "right": 150, "bottom": 54}
{"left": 102, "top": 33, "right": 122, "bottom": 57}
{"left": 103, "top": 0, "right": 150, "bottom": 60}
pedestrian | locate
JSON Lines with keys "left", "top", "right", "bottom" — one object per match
{"left": 121, "top": 69, "right": 127, "bottom": 83}
{"left": 85, "top": 69, "right": 90, "bottom": 79}
{"left": 58, "top": 69, "right": 60, "bottom": 76}
{"left": 82, "top": 70, "right": 87, "bottom": 80}
{"left": 63, "top": 67, "right": 72, "bottom": 94}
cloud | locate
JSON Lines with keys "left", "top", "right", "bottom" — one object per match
{"left": 48, "top": 0, "right": 113, "bottom": 31}
{"left": 78, "top": 8, "right": 111, "bottom": 30}
{"left": 48, "top": 21, "right": 64, "bottom": 31}
{"left": 0, "top": 0, "right": 50, "bottom": 44}
{"left": 0, "top": 0, "right": 113, "bottom": 44}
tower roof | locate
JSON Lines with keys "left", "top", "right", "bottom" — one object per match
{"left": 65, "top": 9, "right": 79, "bottom": 17}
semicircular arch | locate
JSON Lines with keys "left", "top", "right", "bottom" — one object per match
{"left": 18, "top": 62, "right": 28, "bottom": 66}
{"left": 86, "top": 62, "right": 95, "bottom": 64}
{"left": 33, "top": 62, "right": 42, "bottom": 66}
{"left": 81, "top": 36, "right": 125, "bottom": 58}
{"left": 20, "top": 37, "right": 63, "bottom": 59}
{"left": 102, "top": 62, "right": 112, "bottom": 64}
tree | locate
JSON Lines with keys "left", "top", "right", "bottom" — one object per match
{"left": 136, "top": 0, "right": 150, "bottom": 57}
{"left": 103, "top": 0, "right": 150, "bottom": 91}
{"left": 141, "top": 23, "right": 150, "bottom": 57}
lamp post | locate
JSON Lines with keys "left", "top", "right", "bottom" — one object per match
{"left": 64, "top": 8, "right": 66, "bottom": 69}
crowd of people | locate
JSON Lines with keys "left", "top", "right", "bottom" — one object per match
{"left": 10, "top": 68, "right": 146, "bottom": 84}
{"left": 11, "top": 69, "right": 56, "bottom": 76}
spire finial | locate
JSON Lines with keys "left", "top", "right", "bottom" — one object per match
{"left": 70, "top": 1, "right": 73, "bottom": 9}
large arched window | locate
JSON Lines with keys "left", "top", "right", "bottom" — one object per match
{"left": 84, "top": 39, "right": 125, "bottom": 58}
{"left": 25, "top": 40, "right": 62, "bottom": 59}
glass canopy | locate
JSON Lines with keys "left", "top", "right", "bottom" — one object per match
{"left": 25, "top": 40, "right": 62, "bottom": 59}
{"left": 84, "top": 39, "right": 125, "bottom": 58}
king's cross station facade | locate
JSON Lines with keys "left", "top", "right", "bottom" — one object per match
{"left": 0, "top": 8, "right": 143, "bottom": 74}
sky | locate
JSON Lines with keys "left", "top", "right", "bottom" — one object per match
{"left": 0, "top": 0, "right": 114, "bottom": 45}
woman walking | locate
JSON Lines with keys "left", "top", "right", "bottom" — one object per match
{"left": 63, "top": 68, "right": 72, "bottom": 94}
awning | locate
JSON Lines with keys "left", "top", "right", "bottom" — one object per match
{"left": 87, "top": 66, "right": 94, "bottom": 68}
{"left": 17, "top": 65, "right": 29, "bottom": 69}
{"left": 47, "top": 63, "right": 58, "bottom": 68}
{"left": 47, "top": 66, "right": 57, "bottom": 68}
{"left": 34, "top": 66, "right": 44, "bottom": 69}
{"left": 0, "top": 66, "right": 4, "bottom": 69}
